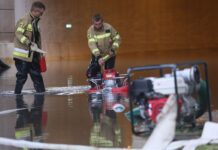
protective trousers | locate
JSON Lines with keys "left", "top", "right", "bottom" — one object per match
{"left": 14, "top": 58, "right": 45, "bottom": 94}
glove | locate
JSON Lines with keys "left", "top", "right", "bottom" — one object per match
{"left": 30, "top": 42, "right": 47, "bottom": 54}
{"left": 109, "top": 49, "right": 115, "bottom": 56}
{"left": 30, "top": 42, "right": 38, "bottom": 52}
{"left": 98, "top": 58, "right": 105, "bottom": 66}
{"left": 95, "top": 51, "right": 100, "bottom": 57}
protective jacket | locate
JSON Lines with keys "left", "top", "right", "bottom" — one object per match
{"left": 87, "top": 23, "right": 121, "bottom": 62}
{"left": 14, "top": 13, "right": 41, "bottom": 62}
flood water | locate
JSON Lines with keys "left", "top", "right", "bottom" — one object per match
{"left": 0, "top": 50, "right": 218, "bottom": 149}
{"left": 0, "top": 58, "right": 133, "bottom": 150}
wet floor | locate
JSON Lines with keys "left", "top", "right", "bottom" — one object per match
{"left": 0, "top": 59, "right": 133, "bottom": 149}
{"left": 0, "top": 50, "right": 218, "bottom": 149}
{"left": 0, "top": 94, "right": 132, "bottom": 149}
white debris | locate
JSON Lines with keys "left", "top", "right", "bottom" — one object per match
{"left": 143, "top": 95, "right": 178, "bottom": 150}
{"left": 166, "top": 122, "right": 218, "bottom": 150}
{"left": 0, "top": 137, "right": 140, "bottom": 150}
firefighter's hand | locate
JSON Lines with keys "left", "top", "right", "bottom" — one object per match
{"left": 95, "top": 51, "right": 100, "bottom": 57}
{"left": 98, "top": 58, "right": 105, "bottom": 66}
{"left": 30, "top": 42, "right": 38, "bottom": 52}
{"left": 109, "top": 51, "right": 115, "bottom": 56}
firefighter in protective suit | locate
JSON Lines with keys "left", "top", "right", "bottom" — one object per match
{"left": 13, "top": 1, "right": 46, "bottom": 94}
{"left": 86, "top": 14, "right": 121, "bottom": 86}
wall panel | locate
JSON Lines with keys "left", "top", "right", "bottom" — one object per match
{"left": 0, "top": 0, "right": 14, "bottom": 42}
{"left": 18, "top": 0, "right": 218, "bottom": 109}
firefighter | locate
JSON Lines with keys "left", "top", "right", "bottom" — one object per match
{"left": 13, "top": 1, "right": 46, "bottom": 94}
{"left": 86, "top": 14, "right": 121, "bottom": 84}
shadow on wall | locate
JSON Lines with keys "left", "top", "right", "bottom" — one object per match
{"left": 0, "top": 59, "right": 10, "bottom": 75}
{"left": 0, "top": 43, "right": 13, "bottom": 68}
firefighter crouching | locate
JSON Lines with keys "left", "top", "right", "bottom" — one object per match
{"left": 13, "top": 1, "right": 46, "bottom": 94}
{"left": 86, "top": 14, "right": 121, "bottom": 87}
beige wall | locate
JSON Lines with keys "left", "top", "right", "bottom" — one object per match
{"left": 20, "top": 0, "right": 218, "bottom": 60}
{"left": 0, "top": 0, "right": 14, "bottom": 42}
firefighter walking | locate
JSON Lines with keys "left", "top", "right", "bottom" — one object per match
{"left": 13, "top": 1, "right": 46, "bottom": 94}
{"left": 86, "top": 14, "right": 121, "bottom": 86}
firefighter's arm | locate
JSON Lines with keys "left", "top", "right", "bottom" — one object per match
{"left": 101, "top": 26, "right": 121, "bottom": 63}
{"left": 87, "top": 30, "right": 100, "bottom": 57}
{"left": 15, "top": 20, "right": 31, "bottom": 46}
{"left": 100, "top": 50, "right": 116, "bottom": 64}
{"left": 111, "top": 26, "right": 121, "bottom": 52}
{"left": 101, "top": 54, "right": 111, "bottom": 63}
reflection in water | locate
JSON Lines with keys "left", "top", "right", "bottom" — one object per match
{"left": 88, "top": 92, "right": 128, "bottom": 147}
{"left": 15, "top": 95, "right": 46, "bottom": 145}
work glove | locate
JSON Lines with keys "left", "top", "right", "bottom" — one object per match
{"left": 30, "top": 42, "right": 38, "bottom": 51}
{"left": 98, "top": 58, "right": 105, "bottom": 66}
{"left": 109, "top": 49, "right": 115, "bottom": 56}
{"left": 95, "top": 51, "right": 100, "bottom": 57}
{"left": 30, "top": 42, "right": 47, "bottom": 54}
